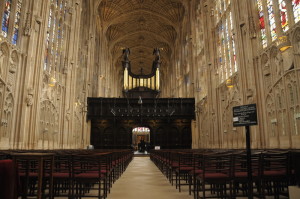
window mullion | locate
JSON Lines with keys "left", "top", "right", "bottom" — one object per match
{"left": 273, "top": 0, "right": 284, "bottom": 37}
{"left": 262, "top": 0, "right": 273, "bottom": 45}
{"left": 286, "top": 0, "right": 295, "bottom": 26}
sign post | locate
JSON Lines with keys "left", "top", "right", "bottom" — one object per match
{"left": 233, "top": 104, "right": 258, "bottom": 199}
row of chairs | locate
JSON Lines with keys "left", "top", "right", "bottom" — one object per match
{"left": 2, "top": 149, "right": 133, "bottom": 199}
{"left": 150, "top": 149, "right": 299, "bottom": 199}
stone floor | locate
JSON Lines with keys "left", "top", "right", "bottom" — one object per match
{"left": 107, "top": 156, "right": 193, "bottom": 199}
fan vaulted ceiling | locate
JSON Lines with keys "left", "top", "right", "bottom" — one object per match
{"left": 97, "top": 0, "right": 186, "bottom": 75}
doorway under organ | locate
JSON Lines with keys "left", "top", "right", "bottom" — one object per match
{"left": 132, "top": 127, "right": 150, "bottom": 152}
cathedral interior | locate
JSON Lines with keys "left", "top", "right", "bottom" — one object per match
{"left": 0, "top": 0, "right": 299, "bottom": 150}
{"left": 1, "top": 0, "right": 300, "bottom": 198}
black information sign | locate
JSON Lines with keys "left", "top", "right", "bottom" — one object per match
{"left": 233, "top": 104, "right": 258, "bottom": 127}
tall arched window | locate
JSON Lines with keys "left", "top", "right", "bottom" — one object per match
{"left": 279, "top": 0, "right": 289, "bottom": 32}
{"left": 256, "top": 0, "right": 300, "bottom": 48}
{"left": 293, "top": 0, "right": 300, "bottom": 23}
{"left": 1, "top": 0, "right": 12, "bottom": 38}
{"left": 1, "top": 0, "right": 23, "bottom": 44}
{"left": 215, "top": 0, "right": 237, "bottom": 84}
{"left": 267, "top": 0, "right": 277, "bottom": 41}
{"left": 12, "top": 0, "right": 22, "bottom": 44}
{"left": 257, "top": 0, "right": 267, "bottom": 48}
{"left": 44, "top": 0, "right": 68, "bottom": 76}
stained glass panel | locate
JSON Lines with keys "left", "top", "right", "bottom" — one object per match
{"left": 51, "top": 17, "right": 56, "bottom": 56}
{"left": 232, "top": 35, "right": 237, "bottom": 72}
{"left": 55, "top": 21, "right": 60, "bottom": 66}
{"left": 216, "top": 4, "right": 236, "bottom": 83}
{"left": 44, "top": 48, "right": 49, "bottom": 70}
{"left": 45, "top": 9, "right": 52, "bottom": 70}
{"left": 48, "top": 9, "right": 52, "bottom": 28}
{"left": 226, "top": 18, "right": 231, "bottom": 76}
{"left": 218, "top": 25, "right": 222, "bottom": 64}
{"left": 222, "top": 30, "right": 227, "bottom": 79}
{"left": 12, "top": 0, "right": 23, "bottom": 45}
{"left": 230, "top": 12, "right": 237, "bottom": 73}
{"left": 64, "top": 1, "right": 68, "bottom": 19}
{"left": 215, "top": 0, "right": 222, "bottom": 24}
{"left": 218, "top": 24, "right": 223, "bottom": 82}
{"left": 279, "top": 0, "right": 289, "bottom": 32}
{"left": 293, "top": 0, "right": 300, "bottom": 23}
{"left": 267, "top": 0, "right": 277, "bottom": 41}
{"left": 257, "top": 0, "right": 267, "bottom": 48}
{"left": 45, "top": 0, "right": 68, "bottom": 72}
{"left": 1, "top": 0, "right": 12, "bottom": 38}
{"left": 60, "top": 0, "right": 63, "bottom": 10}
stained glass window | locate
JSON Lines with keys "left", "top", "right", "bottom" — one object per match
{"left": 44, "top": 9, "right": 52, "bottom": 70}
{"left": 267, "top": 0, "right": 277, "bottom": 41}
{"left": 230, "top": 12, "right": 237, "bottom": 73}
{"left": 232, "top": 35, "right": 237, "bottom": 72}
{"left": 226, "top": 18, "right": 231, "bottom": 77}
{"left": 44, "top": 1, "right": 68, "bottom": 73}
{"left": 12, "top": 0, "right": 22, "bottom": 45}
{"left": 64, "top": 1, "right": 68, "bottom": 19}
{"left": 279, "top": 0, "right": 289, "bottom": 32}
{"left": 51, "top": 16, "right": 56, "bottom": 56}
{"left": 215, "top": 1, "right": 236, "bottom": 84}
{"left": 257, "top": 0, "right": 267, "bottom": 48}
{"left": 222, "top": 29, "right": 227, "bottom": 78}
{"left": 218, "top": 24, "right": 223, "bottom": 82}
{"left": 60, "top": 0, "right": 63, "bottom": 10}
{"left": 215, "top": 0, "right": 221, "bottom": 25}
{"left": 55, "top": 20, "right": 61, "bottom": 66}
{"left": 1, "top": 0, "right": 12, "bottom": 38}
{"left": 48, "top": 9, "right": 52, "bottom": 28}
{"left": 293, "top": 0, "right": 300, "bottom": 23}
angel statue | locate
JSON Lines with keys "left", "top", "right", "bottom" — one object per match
{"left": 123, "top": 48, "right": 130, "bottom": 61}
{"left": 153, "top": 47, "right": 161, "bottom": 62}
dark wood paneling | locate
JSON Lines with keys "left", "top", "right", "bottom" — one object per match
{"left": 88, "top": 98, "right": 194, "bottom": 149}
{"left": 90, "top": 119, "right": 192, "bottom": 149}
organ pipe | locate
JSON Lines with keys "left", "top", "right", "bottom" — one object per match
{"left": 122, "top": 47, "right": 160, "bottom": 92}
{"left": 124, "top": 68, "right": 128, "bottom": 90}
{"left": 156, "top": 68, "right": 160, "bottom": 90}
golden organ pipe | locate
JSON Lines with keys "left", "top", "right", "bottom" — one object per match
{"left": 140, "top": 78, "right": 143, "bottom": 87}
{"left": 156, "top": 68, "right": 160, "bottom": 90}
{"left": 129, "top": 75, "right": 133, "bottom": 89}
{"left": 147, "top": 78, "right": 151, "bottom": 89}
{"left": 133, "top": 77, "right": 136, "bottom": 89}
{"left": 124, "top": 68, "right": 128, "bottom": 90}
{"left": 151, "top": 76, "right": 155, "bottom": 90}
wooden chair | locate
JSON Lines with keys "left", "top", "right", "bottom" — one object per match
{"left": 195, "top": 153, "right": 232, "bottom": 199}
{"left": 52, "top": 154, "right": 72, "bottom": 198}
{"left": 71, "top": 153, "right": 108, "bottom": 199}
{"left": 256, "top": 151, "right": 290, "bottom": 199}
{"left": 175, "top": 152, "right": 194, "bottom": 192}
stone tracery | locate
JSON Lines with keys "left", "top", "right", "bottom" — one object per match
{"left": 0, "top": 0, "right": 299, "bottom": 150}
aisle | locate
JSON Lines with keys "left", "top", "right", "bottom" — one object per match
{"left": 107, "top": 157, "right": 193, "bottom": 199}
